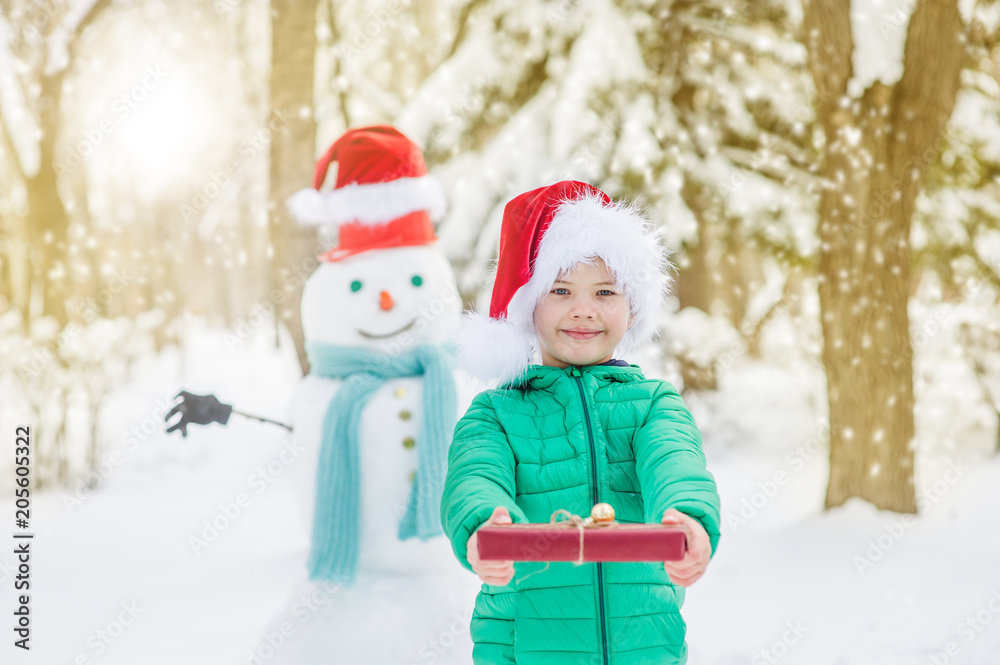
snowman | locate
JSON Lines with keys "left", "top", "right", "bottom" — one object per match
{"left": 167, "top": 126, "right": 481, "bottom": 663}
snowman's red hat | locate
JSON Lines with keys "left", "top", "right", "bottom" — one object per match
{"left": 454, "top": 180, "right": 670, "bottom": 385}
{"left": 287, "top": 125, "right": 446, "bottom": 261}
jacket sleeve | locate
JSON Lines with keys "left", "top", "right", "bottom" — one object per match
{"left": 440, "top": 390, "right": 528, "bottom": 571}
{"left": 633, "top": 381, "right": 722, "bottom": 557}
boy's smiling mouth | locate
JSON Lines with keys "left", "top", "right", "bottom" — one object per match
{"left": 562, "top": 328, "right": 602, "bottom": 340}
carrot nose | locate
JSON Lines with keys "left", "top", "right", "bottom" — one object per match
{"left": 379, "top": 291, "right": 394, "bottom": 311}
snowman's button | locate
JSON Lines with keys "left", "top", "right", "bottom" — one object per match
{"left": 408, "top": 471, "right": 416, "bottom": 483}
{"left": 394, "top": 387, "right": 407, "bottom": 398}
{"left": 402, "top": 437, "right": 416, "bottom": 449}
{"left": 399, "top": 409, "right": 411, "bottom": 420}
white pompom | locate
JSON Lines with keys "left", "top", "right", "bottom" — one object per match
{"left": 286, "top": 188, "right": 330, "bottom": 225}
{"left": 450, "top": 310, "right": 533, "bottom": 387}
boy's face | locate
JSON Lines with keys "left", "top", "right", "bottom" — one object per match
{"left": 533, "top": 257, "right": 633, "bottom": 368}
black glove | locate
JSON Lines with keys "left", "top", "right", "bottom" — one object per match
{"left": 165, "top": 391, "right": 233, "bottom": 437}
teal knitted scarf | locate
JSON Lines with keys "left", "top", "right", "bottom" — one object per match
{"left": 305, "top": 342, "right": 457, "bottom": 585}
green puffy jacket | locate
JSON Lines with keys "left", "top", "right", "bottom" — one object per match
{"left": 441, "top": 363, "right": 721, "bottom": 665}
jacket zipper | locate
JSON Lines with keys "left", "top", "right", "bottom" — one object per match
{"left": 571, "top": 366, "right": 610, "bottom": 665}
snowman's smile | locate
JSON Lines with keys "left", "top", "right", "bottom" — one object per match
{"left": 358, "top": 318, "right": 417, "bottom": 339}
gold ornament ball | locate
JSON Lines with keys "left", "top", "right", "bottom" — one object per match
{"left": 590, "top": 503, "right": 615, "bottom": 523}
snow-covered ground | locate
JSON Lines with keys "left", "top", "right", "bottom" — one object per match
{"left": 4, "top": 322, "right": 999, "bottom": 665}
{"left": 685, "top": 361, "right": 1000, "bottom": 665}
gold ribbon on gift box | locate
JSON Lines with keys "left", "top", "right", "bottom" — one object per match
{"left": 549, "top": 503, "right": 619, "bottom": 565}
{"left": 515, "top": 503, "right": 619, "bottom": 583}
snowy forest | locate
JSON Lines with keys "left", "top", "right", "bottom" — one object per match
{"left": 1, "top": 0, "right": 1000, "bottom": 663}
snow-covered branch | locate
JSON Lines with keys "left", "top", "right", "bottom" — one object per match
{"left": 717, "top": 143, "right": 824, "bottom": 190}
{"left": 44, "top": 0, "right": 112, "bottom": 76}
{"left": 0, "top": 0, "right": 112, "bottom": 179}
{"left": 682, "top": 15, "right": 807, "bottom": 67}
{"left": 0, "top": 10, "right": 40, "bottom": 178}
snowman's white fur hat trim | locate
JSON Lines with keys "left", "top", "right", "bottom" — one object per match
{"left": 287, "top": 174, "right": 447, "bottom": 226}
{"left": 457, "top": 192, "right": 670, "bottom": 386}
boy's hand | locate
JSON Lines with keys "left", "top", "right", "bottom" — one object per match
{"left": 661, "top": 508, "right": 711, "bottom": 587}
{"left": 466, "top": 506, "right": 515, "bottom": 586}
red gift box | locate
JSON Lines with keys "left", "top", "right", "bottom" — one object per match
{"left": 477, "top": 523, "right": 688, "bottom": 563}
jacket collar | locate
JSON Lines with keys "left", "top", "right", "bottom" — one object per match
{"left": 499, "top": 362, "right": 644, "bottom": 390}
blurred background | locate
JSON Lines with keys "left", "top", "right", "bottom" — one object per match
{"left": 1, "top": 0, "right": 999, "bottom": 663}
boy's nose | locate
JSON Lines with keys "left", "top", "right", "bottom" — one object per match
{"left": 380, "top": 291, "right": 394, "bottom": 311}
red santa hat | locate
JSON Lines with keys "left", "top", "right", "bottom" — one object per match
{"left": 287, "top": 125, "right": 446, "bottom": 262}
{"left": 454, "top": 180, "right": 670, "bottom": 385}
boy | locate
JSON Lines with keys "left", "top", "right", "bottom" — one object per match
{"left": 442, "top": 180, "right": 721, "bottom": 665}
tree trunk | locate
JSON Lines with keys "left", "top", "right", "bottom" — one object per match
{"left": 1, "top": 215, "right": 31, "bottom": 316}
{"left": 1, "top": 0, "right": 111, "bottom": 324}
{"left": 26, "top": 62, "right": 73, "bottom": 324}
{"left": 676, "top": 179, "right": 715, "bottom": 314}
{"left": 802, "top": 0, "right": 966, "bottom": 512}
{"left": 270, "top": 0, "right": 320, "bottom": 376}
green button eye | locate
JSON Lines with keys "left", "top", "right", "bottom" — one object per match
{"left": 411, "top": 275, "right": 423, "bottom": 287}
{"left": 350, "top": 280, "right": 362, "bottom": 292}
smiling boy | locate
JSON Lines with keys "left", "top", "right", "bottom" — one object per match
{"left": 533, "top": 257, "right": 632, "bottom": 368}
{"left": 442, "top": 181, "right": 721, "bottom": 665}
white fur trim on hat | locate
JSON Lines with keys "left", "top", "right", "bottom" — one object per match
{"left": 287, "top": 174, "right": 446, "bottom": 226}
{"left": 452, "top": 309, "right": 535, "bottom": 388}
{"left": 460, "top": 192, "right": 670, "bottom": 386}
